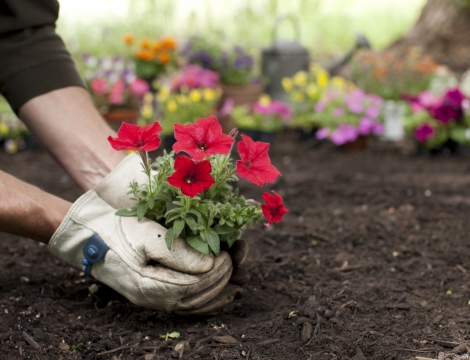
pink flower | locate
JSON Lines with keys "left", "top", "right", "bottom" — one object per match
{"left": 315, "top": 127, "right": 330, "bottom": 140}
{"left": 109, "top": 80, "right": 125, "bottom": 105}
{"left": 90, "top": 78, "right": 108, "bottom": 96}
{"left": 414, "top": 122, "right": 435, "bottom": 143}
{"left": 270, "top": 101, "right": 292, "bottom": 120}
{"left": 332, "top": 107, "right": 345, "bottom": 118}
{"left": 129, "top": 78, "right": 150, "bottom": 97}
{"left": 330, "top": 124, "right": 358, "bottom": 146}
{"left": 219, "top": 98, "right": 235, "bottom": 118}
{"left": 314, "top": 102, "right": 326, "bottom": 112}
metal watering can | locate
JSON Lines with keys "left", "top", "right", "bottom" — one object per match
{"left": 261, "top": 15, "right": 310, "bottom": 100}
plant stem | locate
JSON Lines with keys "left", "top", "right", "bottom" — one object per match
{"left": 138, "top": 150, "right": 152, "bottom": 195}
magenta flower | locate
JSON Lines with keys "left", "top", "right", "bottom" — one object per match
{"left": 430, "top": 103, "right": 463, "bottom": 124}
{"left": 129, "top": 78, "right": 150, "bottom": 97}
{"left": 445, "top": 88, "right": 465, "bottom": 108}
{"left": 330, "top": 124, "right": 358, "bottom": 146}
{"left": 414, "top": 123, "right": 435, "bottom": 143}
{"left": 365, "top": 106, "right": 380, "bottom": 119}
{"left": 332, "top": 107, "right": 345, "bottom": 118}
{"left": 358, "top": 117, "right": 375, "bottom": 136}
{"left": 270, "top": 101, "right": 292, "bottom": 120}
{"left": 371, "top": 122, "right": 384, "bottom": 136}
{"left": 171, "top": 65, "right": 219, "bottom": 91}
{"left": 90, "top": 78, "right": 108, "bottom": 96}
{"left": 315, "top": 127, "right": 330, "bottom": 140}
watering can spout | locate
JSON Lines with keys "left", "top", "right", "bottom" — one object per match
{"left": 327, "top": 33, "right": 371, "bottom": 76}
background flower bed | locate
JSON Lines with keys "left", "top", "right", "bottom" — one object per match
{"left": 2, "top": 134, "right": 470, "bottom": 359}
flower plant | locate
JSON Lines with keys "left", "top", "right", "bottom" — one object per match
{"left": 183, "top": 39, "right": 259, "bottom": 86}
{"left": 282, "top": 64, "right": 354, "bottom": 132}
{"left": 171, "top": 65, "right": 219, "bottom": 92}
{"left": 107, "top": 116, "right": 288, "bottom": 255}
{"left": 154, "top": 86, "right": 221, "bottom": 136}
{"left": 227, "top": 95, "right": 292, "bottom": 133}
{"left": 81, "top": 54, "right": 150, "bottom": 113}
{"left": 313, "top": 88, "right": 384, "bottom": 146}
{"left": 351, "top": 49, "right": 439, "bottom": 101}
{"left": 403, "top": 88, "right": 470, "bottom": 149}
{"left": 124, "top": 34, "right": 178, "bottom": 81}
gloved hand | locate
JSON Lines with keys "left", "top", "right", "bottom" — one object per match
{"left": 49, "top": 190, "right": 240, "bottom": 314}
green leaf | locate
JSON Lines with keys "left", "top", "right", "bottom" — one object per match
{"left": 203, "top": 229, "right": 220, "bottom": 256}
{"left": 185, "top": 217, "right": 199, "bottom": 232}
{"left": 148, "top": 196, "right": 155, "bottom": 209}
{"left": 165, "top": 228, "right": 175, "bottom": 250}
{"left": 173, "top": 219, "right": 185, "bottom": 238}
{"left": 71, "top": 343, "right": 84, "bottom": 351}
{"left": 187, "top": 236, "right": 210, "bottom": 255}
{"left": 115, "top": 208, "right": 137, "bottom": 217}
{"left": 137, "top": 201, "right": 148, "bottom": 221}
{"left": 214, "top": 223, "right": 235, "bottom": 234}
{"left": 168, "top": 332, "right": 180, "bottom": 338}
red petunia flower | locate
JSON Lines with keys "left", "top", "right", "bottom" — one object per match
{"left": 167, "top": 156, "right": 215, "bottom": 197}
{"left": 261, "top": 191, "right": 289, "bottom": 226}
{"left": 173, "top": 116, "right": 235, "bottom": 160}
{"left": 108, "top": 122, "right": 162, "bottom": 152}
{"left": 236, "top": 134, "right": 280, "bottom": 186}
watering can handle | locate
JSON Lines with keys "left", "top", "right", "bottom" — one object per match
{"left": 271, "top": 15, "right": 301, "bottom": 43}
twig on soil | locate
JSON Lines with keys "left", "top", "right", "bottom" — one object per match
{"left": 96, "top": 343, "right": 139, "bottom": 356}
{"left": 257, "top": 339, "right": 280, "bottom": 346}
{"left": 22, "top": 331, "right": 42, "bottom": 351}
{"left": 415, "top": 357, "right": 437, "bottom": 360}
{"left": 402, "top": 348, "right": 437, "bottom": 352}
{"left": 427, "top": 339, "right": 460, "bottom": 347}
{"left": 263, "top": 237, "right": 277, "bottom": 245}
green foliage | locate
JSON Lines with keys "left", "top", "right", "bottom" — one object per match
{"left": 71, "top": 343, "right": 84, "bottom": 351}
{"left": 160, "top": 332, "right": 180, "bottom": 341}
{"left": 231, "top": 104, "right": 283, "bottom": 133}
{"left": 118, "top": 151, "right": 261, "bottom": 255}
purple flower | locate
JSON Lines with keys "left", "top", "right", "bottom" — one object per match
{"left": 445, "top": 88, "right": 465, "bottom": 107}
{"left": 171, "top": 65, "right": 219, "bottom": 91}
{"left": 358, "top": 117, "right": 375, "bottom": 136}
{"left": 371, "top": 122, "right": 384, "bottom": 136}
{"left": 430, "top": 103, "right": 463, "bottom": 124}
{"left": 365, "top": 106, "right": 380, "bottom": 119}
{"left": 219, "top": 98, "right": 235, "bottom": 118}
{"left": 314, "top": 102, "right": 326, "bottom": 112}
{"left": 316, "top": 127, "right": 330, "bottom": 140}
{"left": 414, "top": 123, "right": 435, "bottom": 143}
{"left": 332, "top": 107, "right": 345, "bottom": 118}
{"left": 330, "top": 124, "right": 358, "bottom": 146}
{"left": 270, "top": 101, "right": 292, "bottom": 120}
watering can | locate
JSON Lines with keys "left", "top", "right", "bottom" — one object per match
{"left": 261, "top": 15, "right": 310, "bottom": 100}
{"left": 326, "top": 33, "right": 371, "bottom": 76}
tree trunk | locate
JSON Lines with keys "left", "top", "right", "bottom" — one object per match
{"left": 387, "top": 0, "right": 470, "bottom": 73}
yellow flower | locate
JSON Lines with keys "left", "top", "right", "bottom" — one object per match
{"left": 317, "top": 72, "right": 329, "bottom": 87}
{"left": 156, "top": 87, "right": 170, "bottom": 102}
{"left": 331, "top": 76, "right": 346, "bottom": 89}
{"left": 189, "top": 90, "right": 202, "bottom": 102}
{"left": 0, "top": 122, "right": 9, "bottom": 135}
{"left": 259, "top": 94, "right": 271, "bottom": 106}
{"left": 293, "top": 91, "right": 305, "bottom": 103}
{"left": 167, "top": 101, "right": 178, "bottom": 112}
{"left": 203, "top": 88, "right": 216, "bottom": 101}
{"left": 143, "top": 92, "right": 154, "bottom": 103}
{"left": 176, "top": 95, "right": 188, "bottom": 104}
{"left": 293, "top": 71, "right": 307, "bottom": 87}
{"left": 306, "top": 85, "right": 318, "bottom": 99}
{"left": 141, "top": 105, "right": 153, "bottom": 119}
{"left": 310, "top": 63, "right": 326, "bottom": 75}
{"left": 282, "top": 77, "right": 293, "bottom": 92}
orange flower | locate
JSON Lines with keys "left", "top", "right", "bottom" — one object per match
{"left": 140, "top": 38, "right": 152, "bottom": 50}
{"left": 122, "top": 33, "right": 134, "bottom": 45}
{"left": 382, "top": 52, "right": 394, "bottom": 64}
{"left": 153, "top": 41, "right": 164, "bottom": 53}
{"left": 161, "top": 37, "right": 177, "bottom": 50}
{"left": 158, "top": 51, "right": 170, "bottom": 64}
{"left": 393, "top": 60, "right": 405, "bottom": 74}
{"left": 414, "top": 56, "right": 439, "bottom": 73}
{"left": 136, "top": 49, "right": 155, "bottom": 61}
{"left": 374, "top": 66, "right": 388, "bottom": 80}
{"left": 361, "top": 52, "right": 378, "bottom": 63}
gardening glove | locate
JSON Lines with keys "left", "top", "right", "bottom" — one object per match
{"left": 95, "top": 153, "right": 251, "bottom": 287}
{"left": 49, "top": 190, "right": 239, "bottom": 313}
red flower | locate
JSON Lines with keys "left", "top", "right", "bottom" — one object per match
{"left": 108, "top": 122, "right": 162, "bottom": 152}
{"left": 173, "top": 116, "right": 235, "bottom": 160}
{"left": 167, "top": 156, "right": 215, "bottom": 197}
{"left": 236, "top": 134, "right": 280, "bottom": 186}
{"left": 261, "top": 191, "right": 289, "bottom": 226}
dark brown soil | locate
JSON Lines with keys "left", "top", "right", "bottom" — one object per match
{"left": 2, "top": 134, "right": 470, "bottom": 360}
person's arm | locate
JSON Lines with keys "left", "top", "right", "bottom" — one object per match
{"left": 18, "top": 87, "right": 126, "bottom": 191}
{"left": 0, "top": 169, "right": 71, "bottom": 244}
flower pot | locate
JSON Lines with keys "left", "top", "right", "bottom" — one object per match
{"left": 102, "top": 108, "right": 139, "bottom": 130}
{"left": 218, "top": 83, "right": 264, "bottom": 133}
{"left": 340, "top": 136, "right": 368, "bottom": 152}
{"left": 383, "top": 100, "right": 405, "bottom": 141}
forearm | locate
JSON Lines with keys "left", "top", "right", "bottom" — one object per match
{"left": 0, "top": 170, "right": 71, "bottom": 244}
{"left": 18, "top": 87, "right": 126, "bottom": 191}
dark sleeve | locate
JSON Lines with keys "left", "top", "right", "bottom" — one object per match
{"left": 0, "top": 0, "right": 85, "bottom": 114}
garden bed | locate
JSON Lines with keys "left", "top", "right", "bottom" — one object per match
{"left": 1, "top": 133, "right": 470, "bottom": 359}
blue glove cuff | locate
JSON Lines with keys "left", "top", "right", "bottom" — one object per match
{"left": 81, "top": 234, "right": 109, "bottom": 277}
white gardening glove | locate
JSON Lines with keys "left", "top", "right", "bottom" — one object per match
{"left": 49, "top": 190, "right": 238, "bottom": 313}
